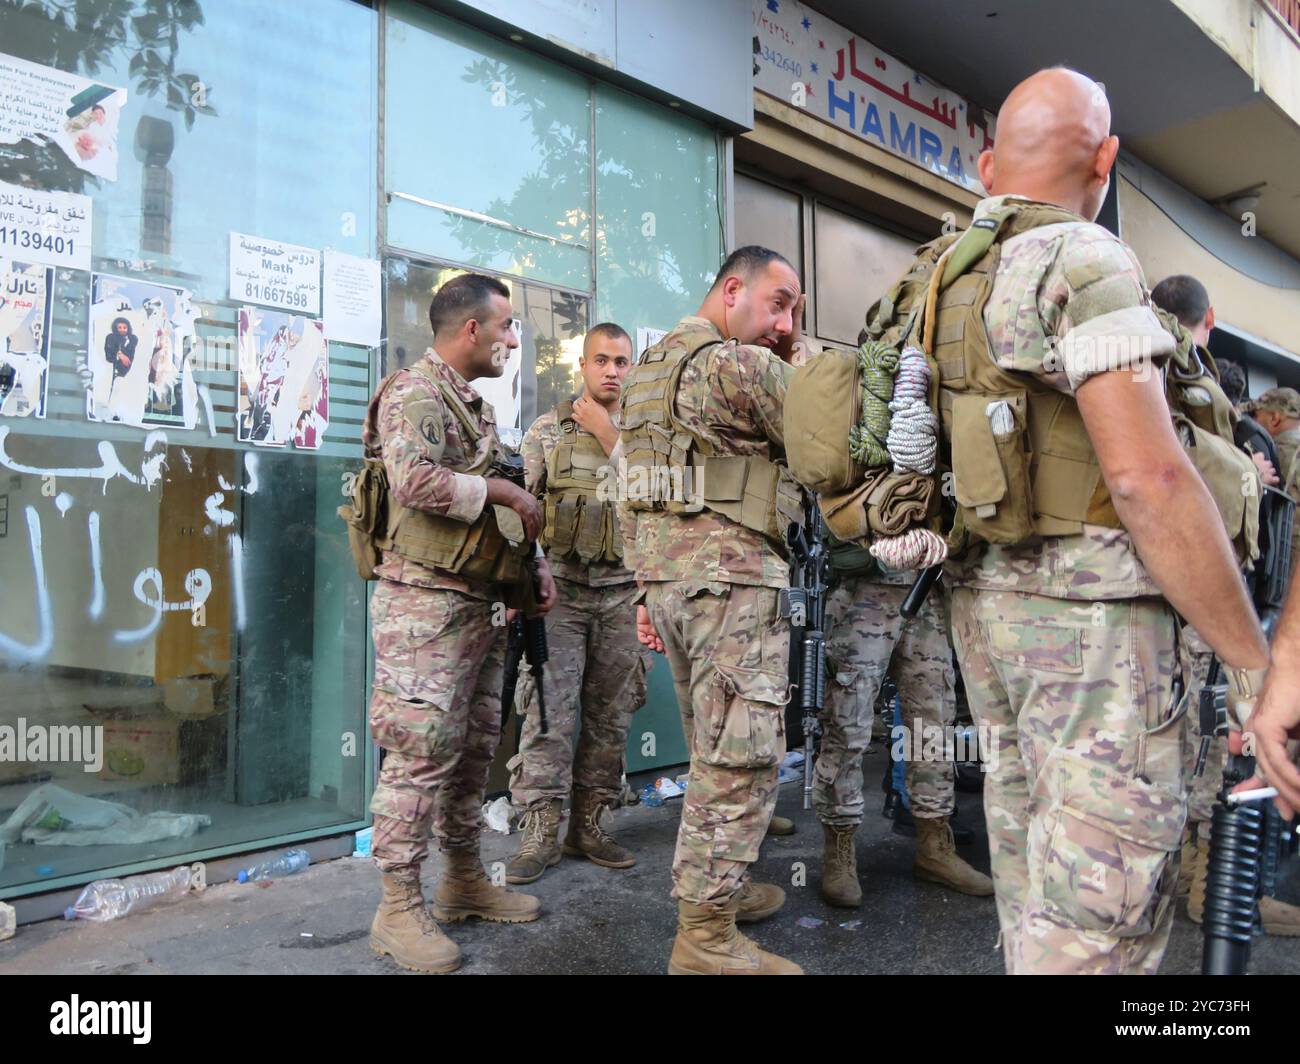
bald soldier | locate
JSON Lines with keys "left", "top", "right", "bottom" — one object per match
{"left": 506, "top": 323, "right": 650, "bottom": 883}
{"left": 621, "top": 246, "right": 810, "bottom": 975}
{"left": 896, "top": 68, "right": 1270, "bottom": 974}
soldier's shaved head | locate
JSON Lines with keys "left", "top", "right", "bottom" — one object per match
{"left": 977, "top": 67, "right": 1120, "bottom": 222}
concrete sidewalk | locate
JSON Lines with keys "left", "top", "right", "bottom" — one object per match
{"left": 2, "top": 749, "right": 1296, "bottom": 975}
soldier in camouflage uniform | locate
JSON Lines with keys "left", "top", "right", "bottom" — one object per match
{"left": 925, "top": 70, "right": 1269, "bottom": 974}
{"left": 815, "top": 554, "right": 993, "bottom": 906}
{"left": 505, "top": 323, "right": 651, "bottom": 883}
{"left": 365, "top": 274, "right": 557, "bottom": 974}
{"left": 1148, "top": 283, "right": 1300, "bottom": 936}
{"left": 619, "top": 246, "right": 810, "bottom": 975}
{"left": 1244, "top": 388, "right": 1300, "bottom": 489}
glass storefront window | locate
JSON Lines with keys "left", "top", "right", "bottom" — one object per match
{"left": 384, "top": 1, "right": 593, "bottom": 291}
{"left": 0, "top": 0, "right": 376, "bottom": 898}
{"left": 383, "top": 255, "right": 591, "bottom": 435}
{"left": 812, "top": 203, "right": 918, "bottom": 348}
{"left": 594, "top": 85, "right": 723, "bottom": 339}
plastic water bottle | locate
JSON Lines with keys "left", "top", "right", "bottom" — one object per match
{"left": 64, "top": 865, "right": 197, "bottom": 922}
{"left": 236, "top": 848, "right": 310, "bottom": 883}
{"left": 639, "top": 783, "right": 664, "bottom": 807}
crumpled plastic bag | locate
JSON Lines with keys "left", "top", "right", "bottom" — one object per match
{"left": 481, "top": 796, "right": 518, "bottom": 835}
{"left": 0, "top": 784, "right": 210, "bottom": 847}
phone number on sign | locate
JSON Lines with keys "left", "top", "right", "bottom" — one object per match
{"left": 0, "top": 225, "right": 76, "bottom": 257}
{"left": 243, "top": 283, "right": 312, "bottom": 310}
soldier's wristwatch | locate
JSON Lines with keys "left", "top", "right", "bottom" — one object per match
{"left": 1224, "top": 665, "right": 1270, "bottom": 730}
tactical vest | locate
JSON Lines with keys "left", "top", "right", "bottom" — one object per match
{"left": 339, "top": 359, "right": 531, "bottom": 584}
{"left": 540, "top": 400, "right": 623, "bottom": 564}
{"left": 866, "top": 200, "right": 1258, "bottom": 564}
{"left": 620, "top": 324, "right": 804, "bottom": 552}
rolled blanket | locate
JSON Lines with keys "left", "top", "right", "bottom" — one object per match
{"left": 820, "top": 467, "right": 888, "bottom": 543}
{"left": 848, "top": 341, "right": 897, "bottom": 468}
{"left": 869, "top": 527, "right": 949, "bottom": 570}
{"left": 864, "top": 470, "right": 934, "bottom": 536}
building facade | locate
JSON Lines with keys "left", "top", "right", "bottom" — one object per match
{"left": 2, "top": 0, "right": 1298, "bottom": 911}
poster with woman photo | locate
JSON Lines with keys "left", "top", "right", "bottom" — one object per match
{"left": 86, "top": 274, "right": 197, "bottom": 429}
{"left": 237, "top": 307, "right": 328, "bottom": 449}
{"left": 0, "top": 258, "right": 54, "bottom": 418}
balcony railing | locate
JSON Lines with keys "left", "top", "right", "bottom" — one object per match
{"left": 1270, "top": 0, "right": 1300, "bottom": 39}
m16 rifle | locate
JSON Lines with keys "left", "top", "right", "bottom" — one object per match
{"left": 781, "top": 501, "right": 829, "bottom": 810}
{"left": 493, "top": 453, "right": 549, "bottom": 739}
{"left": 1200, "top": 480, "right": 1294, "bottom": 976}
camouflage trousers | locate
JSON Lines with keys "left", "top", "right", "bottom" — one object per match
{"left": 367, "top": 579, "right": 505, "bottom": 875}
{"left": 814, "top": 576, "right": 955, "bottom": 826}
{"left": 509, "top": 577, "right": 647, "bottom": 810}
{"left": 646, "top": 579, "right": 788, "bottom": 907}
{"left": 950, "top": 587, "right": 1186, "bottom": 975}
{"left": 1178, "top": 627, "right": 1225, "bottom": 827}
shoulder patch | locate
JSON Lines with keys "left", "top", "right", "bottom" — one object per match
{"left": 401, "top": 396, "right": 446, "bottom": 448}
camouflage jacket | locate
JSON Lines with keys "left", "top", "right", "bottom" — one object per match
{"left": 524, "top": 403, "right": 634, "bottom": 588}
{"left": 618, "top": 315, "right": 794, "bottom": 590}
{"left": 945, "top": 195, "right": 1174, "bottom": 600}
{"left": 369, "top": 347, "right": 505, "bottom": 599}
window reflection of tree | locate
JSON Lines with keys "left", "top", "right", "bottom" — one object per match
{"left": 0, "top": 0, "right": 215, "bottom": 193}
{"left": 448, "top": 59, "right": 720, "bottom": 335}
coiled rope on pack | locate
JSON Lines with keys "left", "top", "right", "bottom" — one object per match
{"left": 869, "top": 526, "right": 948, "bottom": 570}
{"left": 848, "top": 341, "right": 897, "bottom": 468}
{"left": 886, "top": 345, "right": 938, "bottom": 475}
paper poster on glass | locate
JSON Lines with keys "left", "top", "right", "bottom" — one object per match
{"left": 0, "top": 258, "right": 53, "bottom": 417}
{"left": 86, "top": 274, "right": 197, "bottom": 428}
{"left": 0, "top": 53, "right": 127, "bottom": 181}
{"left": 473, "top": 317, "right": 523, "bottom": 447}
{"left": 237, "top": 307, "right": 329, "bottom": 449}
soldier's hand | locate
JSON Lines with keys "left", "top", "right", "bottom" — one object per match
{"left": 1250, "top": 451, "right": 1280, "bottom": 487}
{"left": 534, "top": 558, "right": 558, "bottom": 616}
{"left": 486, "top": 478, "right": 542, "bottom": 541}
{"left": 636, "top": 605, "right": 665, "bottom": 654}
{"left": 571, "top": 395, "right": 620, "bottom": 455}
{"left": 1237, "top": 682, "right": 1300, "bottom": 819}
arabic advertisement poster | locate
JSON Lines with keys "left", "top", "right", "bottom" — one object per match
{"left": 86, "top": 274, "right": 198, "bottom": 429}
{"left": 323, "top": 249, "right": 382, "bottom": 348}
{"left": 0, "top": 53, "right": 127, "bottom": 181}
{"left": 237, "top": 307, "right": 328, "bottom": 449}
{"left": 229, "top": 232, "right": 322, "bottom": 317}
{"left": 0, "top": 259, "right": 53, "bottom": 418}
{"left": 751, "top": 0, "right": 995, "bottom": 192}
{"left": 0, "top": 181, "right": 92, "bottom": 271}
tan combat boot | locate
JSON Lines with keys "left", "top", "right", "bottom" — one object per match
{"left": 1259, "top": 895, "right": 1300, "bottom": 936}
{"left": 766, "top": 815, "right": 796, "bottom": 837}
{"left": 914, "top": 816, "right": 994, "bottom": 896}
{"left": 505, "top": 798, "right": 562, "bottom": 884}
{"left": 370, "top": 872, "right": 462, "bottom": 973}
{"left": 667, "top": 900, "right": 803, "bottom": 975}
{"left": 820, "top": 822, "right": 863, "bottom": 907}
{"left": 433, "top": 846, "right": 541, "bottom": 924}
{"left": 736, "top": 879, "right": 786, "bottom": 923}
{"left": 563, "top": 791, "right": 635, "bottom": 868}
